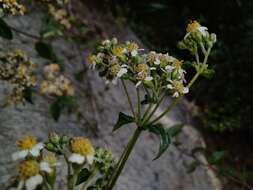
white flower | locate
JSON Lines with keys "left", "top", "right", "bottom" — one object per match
{"left": 131, "top": 49, "right": 138, "bottom": 57}
{"left": 165, "top": 65, "right": 175, "bottom": 72}
{"left": 167, "top": 80, "right": 189, "bottom": 97}
{"left": 40, "top": 162, "right": 53, "bottom": 173}
{"left": 17, "top": 174, "right": 43, "bottom": 190}
{"left": 184, "top": 20, "right": 208, "bottom": 39}
{"left": 117, "top": 64, "right": 128, "bottom": 78}
{"left": 12, "top": 136, "right": 44, "bottom": 160}
{"left": 69, "top": 137, "right": 95, "bottom": 165}
{"left": 135, "top": 76, "right": 153, "bottom": 88}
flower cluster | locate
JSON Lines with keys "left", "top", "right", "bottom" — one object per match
{"left": 40, "top": 63, "right": 74, "bottom": 97}
{"left": 9, "top": 133, "right": 116, "bottom": 190}
{"left": 0, "top": 49, "right": 37, "bottom": 104}
{"left": 48, "top": 4, "right": 72, "bottom": 29}
{"left": 87, "top": 38, "right": 189, "bottom": 97}
{"left": 0, "top": 0, "right": 26, "bottom": 15}
{"left": 178, "top": 20, "right": 217, "bottom": 54}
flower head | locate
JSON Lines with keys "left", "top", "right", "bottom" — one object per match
{"left": 12, "top": 136, "right": 44, "bottom": 160}
{"left": 185, "top": 20, "right": 208, "bottom": 39}
{"left": 69, "top": 137, "right": 95, "bottom": 165}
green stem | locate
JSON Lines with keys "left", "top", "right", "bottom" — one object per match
{"left": 142, "top": 93, "right": 166, "bottom": 126}
{"left": 121, "top": 79, "right": 136, "bottom": 119}
{"left": 106, "top": 128, "right": 142, "bottom": 190}
{"left": 137, "top": 88, "right": 141, "bottom": 121}
{"left": 80, "top": 168, "right": 97, "bottom": 190}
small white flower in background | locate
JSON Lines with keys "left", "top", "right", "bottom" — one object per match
{"left": 167, "top": 80, "right": 189, "bottom": 98}
{"left": 68, "top": 137, "right": 95, "bottom": 165}
{"left": 165, "top": 65, "right": 175, "bottom": 72}
{"left": 184, "top": 20, "right": 208, "bottom": 39}
{"left": 135, "top": 76, "right": 153, "bottom": 88}
{"left": 117, "top": 64, "right": 128, "bottom": 78}
{"left": 12, "top": 136, "right": 44, "bottom": 160}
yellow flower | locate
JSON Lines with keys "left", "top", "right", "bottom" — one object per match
{"left": 19, "top": 160, "right": 40, "bottom": 179}
{"left": 112, "top": 46, "right": 126, "bottom": 57}
{"left": 69, "top": 137, "right": 95, "bottom": 165}
{"left": 185, "top": 20, "right": 208, "bottom": 39}
{"left": 12, "top": 136, "right": 44, "bottom": 160}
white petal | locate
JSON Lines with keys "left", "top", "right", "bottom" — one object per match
{"left": 86, "top": 155, "right": 94, "bottom": 165}
{"left": 68, "top": 153, "right": 85, "bottom": 164}
{"left": 117, "top": 68, "right": 127, "bottom": 77}
{"left": 183, "top": 87, "right": 189, "bottom": 94}
{"left": 173, "top": 92, "right": 179, "bottom": 98}
{"left": 40, "top": 162, "right": 53, "bottom": 173}
{"left": 131, "top": 50, "right": 138, "bottom": 57}
{"left": 25, "top": 175, "right": 43, "bottom": 190}
{"left": 150, "top": 67, "right": 156, "bottom": 70}
{"left": 135, "top": 81, "right": 142, "bottom": 88}
{"left": 167, "top": 84, "right": 173, "bottom": 89}
{"left": 145, "top": 76, "right": 153, "bottom": 81}
{"left": 165, "top": 65, "right": 174, "bottom": 72}
{"left": 30, "top": 143, "right": 43, "bottom": 157}
{"left": 154, "top": 58, "right": 160, "bottom": 65}
{"left": 17, "top": 180, "right": 25, "bottom": 190}
{"left": 184, "top": 32, "right": 191, "bottom": 39}
{"left": 12, "top": 150, "right": 28, "bottom": 160}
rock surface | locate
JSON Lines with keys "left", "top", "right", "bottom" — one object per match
{"left": 0, "top": 1, "right": 221, "bottom": 190}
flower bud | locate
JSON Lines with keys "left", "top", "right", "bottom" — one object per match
{"left": 46, "top": 143, "right": 56, "bottom": 152}
{"left": 60, "top": 135, "right": 69, "bottom": 144}
{"left": 49, "top": 133, "right": 60, "bottom": 145}
{"left": 210, "top": 33, "right": 217, "bottom": 44}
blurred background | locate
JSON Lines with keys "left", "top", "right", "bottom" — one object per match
{"left": 100, "top": 0, "right": 253, "bottom": 188}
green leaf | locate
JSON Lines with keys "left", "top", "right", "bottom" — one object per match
{"left": 0, "top": 18, "right": 13, "bottom": 40}
{"left": 186, "top": 160, "right": 200, "bottom": 173}
{"left": 50, "top": 96, "right": 76, "bottom": 121}
{"left": 40, "top": 14, "right": 63, "bottom": 38}
{"left": 148, "top": 124, "right": 171, "bottom": 160}
{"left": 166, "top": 124, "right": 183, "bottom": 137}
{"left": 22, "top": 87, "right": 33, "bottom": 104}
{"left": 201, "top": 68, "right": 215, "bottom": 79}
{"left": 76, "top": 168, "right": 91, "bottom": 185}
{"left": 208, "top": 151, "right": 226, "bottom": 165}
{"left": 113, "top": 112, "right": 134, "bottom": 131}
{"left": 35, "top": 41, "right": 57, "bottom": 61}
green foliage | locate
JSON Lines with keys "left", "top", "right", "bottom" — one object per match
{"left": 0, "top": 18, "right": 13, "bottom": 40}
{"left": 76, "top": 168, "right": 91, "bottom": 186}
{"left": 35, "top": 41, "right": 57, "bottom": 61}
{"left": 113, "top": 112, "right": 134, "bottom": 131}
{"left": 50, "top": 96, "right": 76, "bottom": 121}
{"left": 208, "top": 151, "right": 226, "bottom": 165}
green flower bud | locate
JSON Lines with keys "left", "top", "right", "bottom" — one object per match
{"left": 61, "top": 135, "right": 69, "bottom": 144}
{"left": 210, "top": 33, "right": 217, "bottom": 44}
{"left": 49, "top": 133, "right": 60, "bottom": 145}
{"left": 46, "top": 142, "right": 56, "bottom": 152}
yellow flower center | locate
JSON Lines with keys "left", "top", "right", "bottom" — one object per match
{"left": 173, "top": 81, "right": 185, "bottom": 93}
{"left": 43, "top": 153, "right": 57, "bottom": 166}
{"left": 135, "top": 64, "right": 149, "bottom": 80}
{"left": 186, "top": 20, "right": 201, "bottom": 33}
{"left": 108, "top": 64, "right": 121, "bottom": 77}
{"left": 19, "top": 160, "right": 39, "bottom": 179}
{"left": 87, "top": 55, "right": 96, "bottom": 65}
{"left": 127, "top": 42, "right": 138, "bottom": 52}
{"left": 71, "top": 137, "right": 95, "bottom": 156}
{"left": 16, "top": 136, "right": 37, "bottom": 150}
{"left": 172, "top": 59, "right": 184, "bottom": 69}
{"left": 112, "top": 46, "right": 126, "bottom": 57}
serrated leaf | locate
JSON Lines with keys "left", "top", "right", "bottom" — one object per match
{"left": 76, "top": 168, "right": 91, "bottom": 185}
{"left": 35, "top": 41, "right": 57, "bottom": 61}
{"left": 113, "top": 112, "right": 134, "bottom": 131}
{"left": 166, "top": 124, "right": 183, "bottom": 137}
{"left": 0, "top": 18, "right": 13, "bottom": 40}
{"left": 186, "top": 160, "right": 200, "bottom": 173}
{"left": 208, "top": 151, "right": 225, "bottom": 165}
{"left": 148, "top": 124, "right": 171, "bottom": 160}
